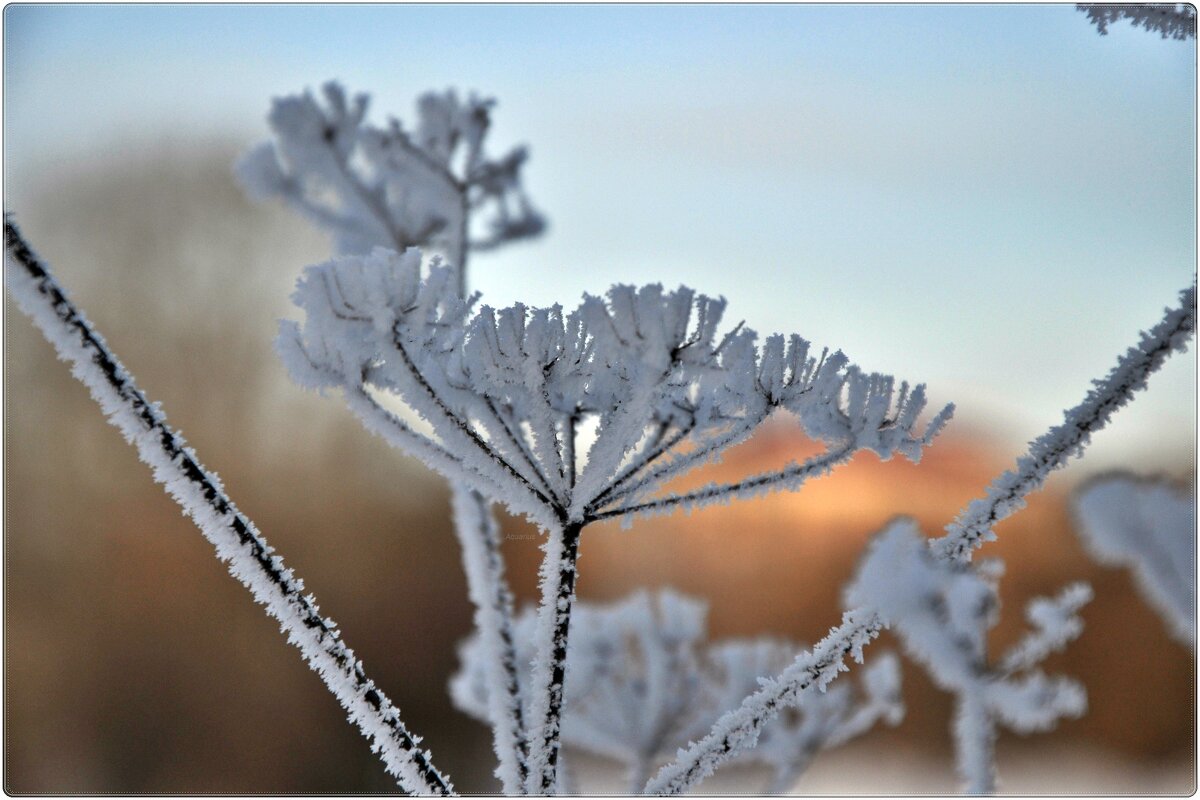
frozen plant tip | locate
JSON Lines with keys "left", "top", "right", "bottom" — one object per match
{"left": 237, "top": 82, "right": 545, "bottom": 295}
{"left": 1073, "top": 474, "right": 1195, "bottom": 648}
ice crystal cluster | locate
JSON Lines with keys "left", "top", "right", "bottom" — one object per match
{"left": 450, "top": 590, "right": 902, "bottom": 793}
{"left": 1073, "top": 474, "right": 1195, "bottom": 648}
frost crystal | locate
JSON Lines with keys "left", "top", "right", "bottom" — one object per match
{"left": 1073, "top": 474, "right": 1195, "bottom": 648}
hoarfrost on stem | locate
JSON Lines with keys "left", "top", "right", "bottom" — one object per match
{"left": 3, "top": 221, "right": 455, "bottom": 797}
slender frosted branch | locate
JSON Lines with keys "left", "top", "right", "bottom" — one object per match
{"left": 591, "top": 413, "right": 763, "bottom": 515}
{"left": 592, "top": 443, "right": 856, "bottom": 523}
{"left": 591, "top": 419, "right": 679, "bottom": 505}
{"left": 450, "top": 487, "right": 528, "bottom": 794}
{"left": 932, "top": 282, "right": 1196, "bottom": 564}
{"left": 643, "top": 610, "right": 883, "bottom": 795}
{"left": 4, "top": 220, "right": 454, "bottom": 796}
{"left": 389, "top": 333, "right": 557, "bottom": 516}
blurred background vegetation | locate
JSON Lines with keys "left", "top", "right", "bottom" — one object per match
{"left": 4, "top": 142, "right": 1193, "bottom": 793}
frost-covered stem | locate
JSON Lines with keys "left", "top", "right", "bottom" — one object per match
{"left": 453, "top": 182, "right": 469, "bottom": 299}
{"left": 955, "top": 687, "right": 996, "bottom": 795}
{"left": 3, "top": 220, "right": 454, "bottom": 796}
{"left": 591, "top": 416, "right": 738, "bottom": 513}
{"left": 481, "top": 398, "right": 559, "bottom": 503}
{"left": 450, "top": 487, "right": 529, "bottom": 794}
{"left": 933, "top": 281, "right": 1196, "bottom": 564}
{"left": 525, "top": 519, "right": 585, "bottom": 795}
{"left": 564, "top": 413, "right": 578, "bottom": 491}
{"left": 589, "top": 419, "right": 683, "bottom": 508}
{"left": 445, "top": 202, "right": 532, "bottom": 792}
{"left": 592, "top": 442, "right": 854, "bottom": 522}
{"left": 328, "top": 147, "right": 408, "bottom": 251}
{"left": 344, "top": 382, "right": 514, "bottom": 503}
{"left": 643, "top": 610, "right": 883, "bottom": 796}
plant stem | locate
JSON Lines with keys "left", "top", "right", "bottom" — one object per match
{"left": 525, "top": 518, "right": 585, "bottom": 794}
{"left": 4, "top": 219, "right": 454, "bottom": 796}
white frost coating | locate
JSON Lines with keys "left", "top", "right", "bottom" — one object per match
{"left": 703, "top": 641, "right": 903, "bottom": 793}
{"left": 934, "top": 283, "right": 1196, "bottom": 564}
{"left": 453, "top": 590, "right": 899, "bottom": 794}
{"left": 523, "top": 519, "right": 584, "bottom": 794}
{"left": 998, "top": 583, "right": 1095, "bottom": 674}
{"left": 282, "top": 260, "right": 952, "bottom": 532}
{"left": 4, "top": 223, "right": 453, "bottom": 796}
{"left": 643, "top": 608, "right": 882, "bottom": 795}
{"left": 236, "top": 82, "right": 545, "bottom": 290}
{"left": 846, "top": 521, "right": 1089, "bottom": 794}
{"left": 449, "top": 487, "right": 528, "bottom": 793}
{"left": 1074, "top": 475, "right": 1195, "bottom": 648}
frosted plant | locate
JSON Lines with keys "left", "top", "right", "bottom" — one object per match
{"left": 450, "top": 589, "right": 902, "bottom": 794}
{"left": 5, "top": 70, "right": 1195, "bottom": 796}
{"left": 846, "top": 521, "right": 1091, "bottom": 794}
{"left": 249, "top": 82, "right": 951, "bottom": 795}
{"left": 243, "top": 83, "right": 548, "bottom": 791}
{"left": 1077, "top": 3, "right": 1197, "bottom": 39}
{"left": 276, "top": 244, "right": 950, "bottom": 792}
{"left": 1073, "top": 474, "right": 1195, "bottom": 648}
{"left": 644, "top": 282, "right": 1194, "bottom": 796}
{"left": 237, "top": 81, "right": 545, "bottom": 296}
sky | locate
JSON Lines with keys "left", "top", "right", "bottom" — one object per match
{"left": 4, "top": 3, "right": 1196, "bottom": 470}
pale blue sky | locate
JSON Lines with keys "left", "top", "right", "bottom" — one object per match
{"left": 5, "top": 4, "right": 1196, "bottom": 469}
